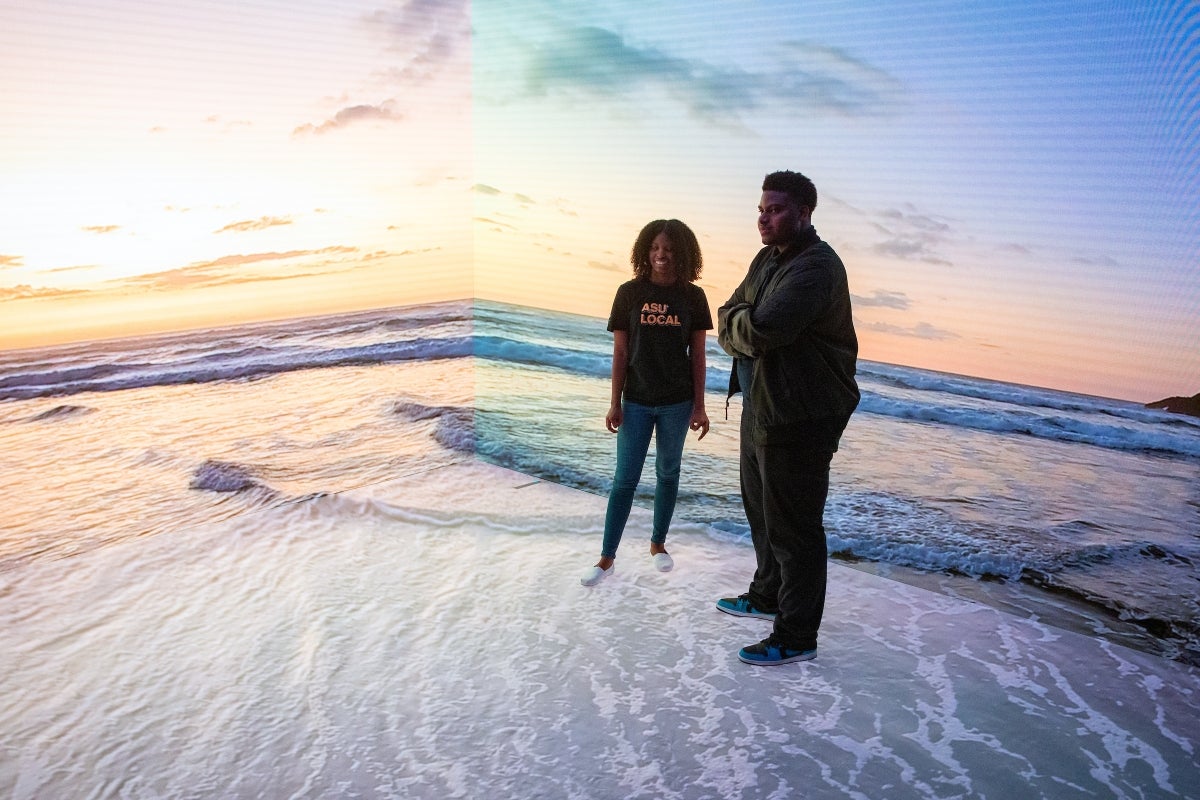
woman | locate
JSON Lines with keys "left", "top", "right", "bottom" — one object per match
{"left": 581, "top": 219, "right": 712, "bottom": 587}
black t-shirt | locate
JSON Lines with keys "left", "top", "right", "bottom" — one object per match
{"left": 607, "top": 279, "right": 712, "bottom": 406}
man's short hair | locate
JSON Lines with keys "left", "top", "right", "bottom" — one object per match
{"left": 762, "top": 171, "right": 817, "bottom": 212}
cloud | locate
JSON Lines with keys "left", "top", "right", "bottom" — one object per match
{"left": 81, "top": 225, "right": 120, "bottom": 234}
{"left": 774, "top": 41, "right": 905, "bottom": 116}
{"left": 473, "top": 183, "right": 540, "bottom": 210}
{"left": 870, "top": 204, "right": 954, "bottom": 266}
{"left": 475, "top": 217, "right": 516, "bottom": 231}
{"left": 204, "top": 115, "right": 253, "bottom": 131}
{"left": 872, "top": 238, "right": 952, "bottom": 264}
{"left": 120, "top": 247, "right": 360, "bottom": 291}
{"left": 1071, "top": 254, "right": 1121, "bottom": 268}
{"left": 293, "top": 103, "right": 403, "bottom": 136}
{"left": 0, "top": 255, "right": 23, "bottom": 269}
{"left": 877, "top": 207, "right": 949, "bottom": 234}
{"left": 0, "top": 284, "right": 83, "bottom": 302}
{"left": 862, "top": 319, "right": 959, "bottom": 341}
{"left": 43, "top": 264, "right": 99, "bottom": 274}
{"left": 364, "top": 0, "right": 470, "bottom": 83}
{"left": 911, "top": 322, "right": 959, "bottom": 340}
{"left": 527, "top": 27, "right": 688, "bottom": 94}
{"left": 853, "top": 289, "right": 910, "bottom": 310}
{"left": 189, "top": 247, "right": 357, "bottom": 271}
{"left": 292, "top": 2, "right": 468, "bottom": 139}
{"left": 3, "top": 247, "right": 425, "bottom": 304}
{"left": 215, "top": 216, "right": 295, "bottom": 234}
{"left": 522, "top": 26, "right": 903, "bottom": 123}
{"left": 998, "top": 242, "right": 1033, "bottom": 255}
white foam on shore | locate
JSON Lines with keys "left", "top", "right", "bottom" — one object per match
{"left": 2, "top": 461, "right": 1197, "bottom": 799}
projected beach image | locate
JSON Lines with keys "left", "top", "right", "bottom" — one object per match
{"left": 2, "top": 1, "right": 1198, "bottom": 798}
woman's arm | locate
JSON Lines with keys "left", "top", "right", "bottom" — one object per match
{"left": 606, "top": 329, "right": 629, "bottom": 433}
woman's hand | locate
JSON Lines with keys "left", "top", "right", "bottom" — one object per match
{"left": 606, "top": 403, "right": 623, "bottom": 433}
{"left": 690, "top": 407, "right": 710, "bottom": 440}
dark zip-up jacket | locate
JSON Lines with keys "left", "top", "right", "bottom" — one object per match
{"left": 718, "top": 225, "right": 859, "bottom": 449}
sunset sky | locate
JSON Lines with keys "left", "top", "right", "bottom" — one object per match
{"left": 2, "top": 0, "right": 1197, "bottom": 401}
{"left": 1, "top": 0, "right": 473, "bottom": 346}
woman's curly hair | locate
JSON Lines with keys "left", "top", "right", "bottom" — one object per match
{"left": 630, "top": 219, "right": 703, "bottom": 283}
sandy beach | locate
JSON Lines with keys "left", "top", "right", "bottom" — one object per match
{"left": 3, "top": 460, "right": 1196, "bottom": 799}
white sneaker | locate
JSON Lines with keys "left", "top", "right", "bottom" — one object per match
{"left": 652, "top": 552, "right": 674, "bottom": 572}
{"left": 580, "top": 564, "right": 614, "bottom": 586}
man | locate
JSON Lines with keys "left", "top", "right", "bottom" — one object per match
{"left": 716, "top": 170, "right": 859, "bottom": 665}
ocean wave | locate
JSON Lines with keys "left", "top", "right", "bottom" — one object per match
{"left": 473, "top": 336, "right": 610, "bottom": 376}
{"left": 382, "top": 310, "right": 471, "bottom": 330}
{"left": 0, "top": 362, "right": 132, "bottom": 391}
{"left": 475, "top": 445, "right": 603, "bottom": 496}
{"left": 474, "top": 335, "right": 734, "bottom": 395}
{"left": 860, "top": 362, "right": 1129, "bottom": 417}
{"left": 0, "top": 337, "right": 473, "bottom": 400}
{"left": 709, "top": 489, "right": 1173, "bottom": 584}
{"left": 825, "top": 529, "right": 1035, "bottom": 580}
{"left": 1057, "top": 540, "right": 1195, "bottom": 570}
{"left": 706, "top": 512, "right": 1044, "bottom": 581}
{"left": 184, "top": 344, "right": 290, "bottom": 366}
{"left": 858, "top": 393, "right": 1200, "bottom": 459}
{"left": 391, "top": 401, "right": 475, "bottom": 453}
{"left": 470, "top": 332, "right": 1199, "bottom": 459}
{"left": 27, "top": 404, "right": 94, "bottom": 421}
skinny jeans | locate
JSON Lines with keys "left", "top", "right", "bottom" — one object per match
{"left": 601, "top": 399, "right": 693, "bottom": 559}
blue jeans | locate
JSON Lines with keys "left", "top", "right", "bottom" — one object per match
{"left": 601, "top": 399, "right": 693, "bottom": 559}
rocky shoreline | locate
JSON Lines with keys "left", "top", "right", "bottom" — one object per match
{"left": 1146, "top": 392, "right": 1200, "bottom": 418}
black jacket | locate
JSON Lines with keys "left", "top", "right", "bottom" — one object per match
{"left": 718, "top": 226, "right": 859, "bottom": 449}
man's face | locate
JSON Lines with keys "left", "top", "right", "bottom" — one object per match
{"left": 758, "top": 190, "right": 810, "bottom": 248}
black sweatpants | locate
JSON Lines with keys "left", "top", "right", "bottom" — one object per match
{"left": 739, "top": 431, "right": 834, "bottom": 651}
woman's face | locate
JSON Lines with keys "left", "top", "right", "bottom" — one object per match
{"left": 649, "top": 232, "right": 677, "bottom": 281}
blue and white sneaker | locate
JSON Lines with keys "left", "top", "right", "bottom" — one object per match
{"left": 715, "top": 595, "right": 777, "bottom": 620}
{"left": 737, "top": 637, "right": 817, "bottom": 666}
